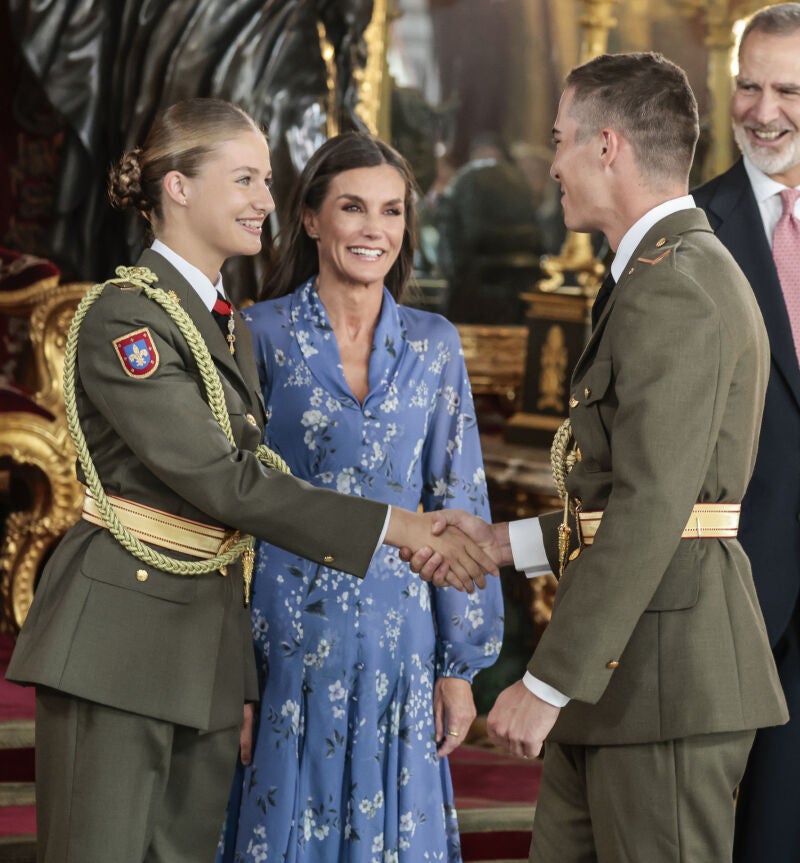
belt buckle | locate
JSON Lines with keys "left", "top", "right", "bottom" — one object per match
{"left": 218, "top": 529, "right": 240, "bottom": 576}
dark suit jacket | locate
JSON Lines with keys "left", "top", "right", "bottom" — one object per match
{"left": 531, "top": 209, "right": 787, "bottom": 745}
{"left": 7, "top": 249, "right": 388, "bottom": 731}
{"left": 694, "top": 160, "right": 800, "bottom": 648}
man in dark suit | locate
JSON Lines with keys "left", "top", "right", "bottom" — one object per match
{"left": 693, "top": 5, "right": 800, "bottom": 861}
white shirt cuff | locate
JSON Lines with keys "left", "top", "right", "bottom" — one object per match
{"left": 508, "top": 517, "right": 552, "bottom": 577}
{"left": 522, "top": 671, "right": 570, "bottom": 707}
{"left": 375, "top": 505, "right": 391, "bottom": 555}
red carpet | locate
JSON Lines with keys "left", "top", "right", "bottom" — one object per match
{"left": 0, "top": 635, "right": 34, "bottom": 724}
{"left": 450, "top": 745, "right": 540, "bottom": 808}
{"left": 1, "top": 633, "right": 36, "bottom": 839}
{"left": 1, "top": 635, "right": 539, "bottom": 857}
{"left": 450, "top": 745, "right": 539, "bottom": 860}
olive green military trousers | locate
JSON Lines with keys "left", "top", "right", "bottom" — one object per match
{"left": 530, "top": 731, "right": 755, "bottom": 863}
{"left": 34, "top": 687, "right": 239, "bottom": 863}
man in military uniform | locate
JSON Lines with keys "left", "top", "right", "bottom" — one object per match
{"left": 409, "top": 52, "right": 787, "bottom": 862}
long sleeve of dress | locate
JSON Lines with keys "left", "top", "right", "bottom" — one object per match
{"left": 420, "top": 326, "right": 504, "bottom": 680}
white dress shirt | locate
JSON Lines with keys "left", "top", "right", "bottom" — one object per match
{"left": 742, "top": 156, "right": 800, "bottom": 245}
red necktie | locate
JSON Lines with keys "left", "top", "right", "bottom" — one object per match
{"left": 212, "top": 295, "right": 232, "bottom": 316}
{"left": 773, "top": 188, "right": 800, "bottom": 362}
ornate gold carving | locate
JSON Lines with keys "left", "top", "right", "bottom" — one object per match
{"left": 531, "top": 2, "right": 615, "bottom": 307}
{"left": 1, "top": 281, "right": 90, "bottom": 630}
{"left": 536, "top": 232, "right": 606, "bottom": 297}
{"left": 355, "top": 0, "right": 393, "bottom": 137}
{"left": 456, "top": 324, "right": 528, "bottom": 406}
{"left": 536, "top": 326, "right": 568, "bottom": 412}
{"left": 578, "top": 0, "right": 619, "bottom": 62}
{"left": 316, "top": 20, "right": 339, "bottom": 138}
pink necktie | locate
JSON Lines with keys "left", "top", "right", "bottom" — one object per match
{"left": 773, "top": 188, "right": 800, "bottom": 362}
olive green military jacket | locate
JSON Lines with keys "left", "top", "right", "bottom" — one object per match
{"left": 531, "top": 209, "right": 788, "bottom": 746}
{"left": 7, "top": 249, "right": 388, "bottom": 732}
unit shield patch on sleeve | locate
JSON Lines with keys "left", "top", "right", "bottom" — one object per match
{"left": 113, "top": 328, "right": 160, "bottom": 378}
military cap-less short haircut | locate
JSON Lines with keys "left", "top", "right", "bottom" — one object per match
{"left": 565, "top": 52, "right": 699, "bottom": 186}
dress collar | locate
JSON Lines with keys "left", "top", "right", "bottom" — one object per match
{"left": 289, "top": 277, "right": 406, "bottom": 406}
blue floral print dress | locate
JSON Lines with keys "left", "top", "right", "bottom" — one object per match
{"left": 218, "top": 278, "right": 503, "bottom": 863}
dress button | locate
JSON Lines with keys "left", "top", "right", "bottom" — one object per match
{"left": 246, "top": 413, "right": 258, "bottom": 426}
{"left": 606, "top": 660, "right": 620, "bottom": 669}
{"left": 136, "top": 569, "right": 148, "bottom": 582}
{"left": 584, "top": 387, "right": 591, "bottom": 399}
{"left": 323, "top": 554, "right": 334, "bottom": 564}
{"left": 569, "top": 395, "right": 579, "bottom": 408}
{"left": 656, "top": 237, "right": 667, "bottom": 248}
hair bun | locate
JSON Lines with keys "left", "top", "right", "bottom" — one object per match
{"left": 108, "top": 147, "right": 149, "bottom": 213}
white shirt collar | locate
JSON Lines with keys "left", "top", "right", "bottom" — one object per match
{"left": 611, "top": 194, "right": 696, "bottom": 283}
{"left": 741, "top": 156, "right": 800, "bottom": 247}
{"left": 150, "top": 239, "right": 225, "bottom": 312}
{"left": 742, "top": 155, "right": 795, "bottom": 205}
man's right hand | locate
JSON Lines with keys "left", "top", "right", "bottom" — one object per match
{"left": 384, "top": 508, "right": 499, "bottom": 592}
{"left": 400, "top": 511, "right": 513, "bottom": 578}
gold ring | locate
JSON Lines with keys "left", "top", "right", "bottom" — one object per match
{"left": 447, "top": 730, "right": 460, "bottom": 738}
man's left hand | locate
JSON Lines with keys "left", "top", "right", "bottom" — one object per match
{"left": 487, "top": 679, "right": 561, "bottom": 759}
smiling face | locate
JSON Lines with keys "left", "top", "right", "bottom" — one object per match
{"left": 733, "top": 28, "right": 800, "bottom": 186}
{"left": 550, "top": 88, "right": 606, "bottom": 235}
{"left": 180, "top": 128, "right": 275, "bottom": 275}
{"left": 304, "top": 164, "right": 407, "bottom": 292}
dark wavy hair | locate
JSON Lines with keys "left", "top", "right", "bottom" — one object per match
{"left": 264, "top": 132, "right": 418, "bottom": 301}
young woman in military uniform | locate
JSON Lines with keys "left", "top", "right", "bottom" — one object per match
{"left": 6, "top": 98, "right": 496, "bottom": 863}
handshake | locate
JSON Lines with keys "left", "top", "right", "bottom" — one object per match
{"left": 384, "top": 508, "right": 513, "bottom": 593}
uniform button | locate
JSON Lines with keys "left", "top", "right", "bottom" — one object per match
{"left": 246, "top": 413, "right": 258, "bottom": 426}
{"left": 576, "top": 448, "right": 582, "bottom": 462}
{"left": 569, "top": 395, "right": 579, "bottom": 408}
{"left": 606, "top": 660, "right": 619, "bottom": 669}
{"left": 655, "top": 237, "right": 667, "bottom": 248}
{"left": 584, "top": 387, "right": 591, "bottom": 399}
{"left": 355, "top": 662, "right": 365, "bottom": 671}
{"left": 569, "top": 548, "right": 581, "bottom": 561}
{"left": 628, "top": 267, "right": 635, "bottom": 275}
{"left": 323, "top": 554, "right": 334, "bottom": 564}
{"left": 136, "top": 569, "right": 148, "bottom": 582}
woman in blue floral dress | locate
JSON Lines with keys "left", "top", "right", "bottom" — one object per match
{"left": 219, "top": 133, "right": 503, "bottom": 863}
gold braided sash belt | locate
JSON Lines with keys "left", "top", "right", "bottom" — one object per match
{"left": 577, "top": 502, "right": 741, "bottom": 546}
{"left": 82, "top": 491, "right": 232, "bottom": 559}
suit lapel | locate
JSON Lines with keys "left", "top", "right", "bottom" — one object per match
{"left": 702, "top": 160, "right": 800, "bottom": 410}
{"left": 138, "top": 249, "right": 262, "bottom": 416}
